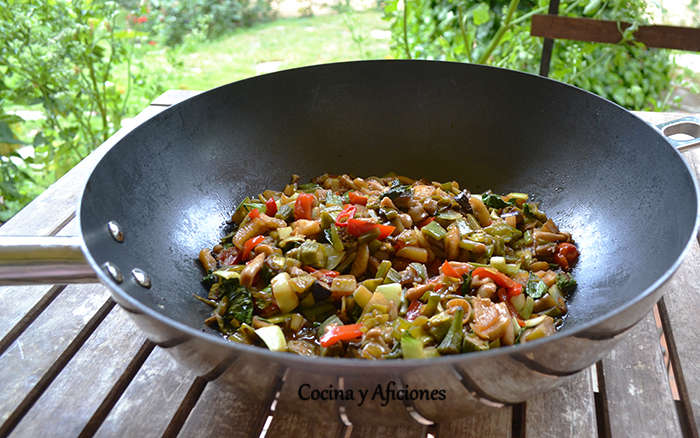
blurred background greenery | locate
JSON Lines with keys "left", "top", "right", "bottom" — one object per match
{"left": 0, "top": 0, "right": 697, "bottom": 222}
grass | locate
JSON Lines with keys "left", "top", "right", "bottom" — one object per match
{"left": 133, "top": 10, "right": 391, "bottom": 98}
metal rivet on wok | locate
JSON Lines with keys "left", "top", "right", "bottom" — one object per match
{"left": 107, "top": 221, "right": 124, "bottom": 242}
{"left": 102, "top": 262, "right": 123, "bottom": 284}
{"left": 131, "top": 268, "right": 152, "bottom": 288}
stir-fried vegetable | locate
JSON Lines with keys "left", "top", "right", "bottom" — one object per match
{"left": 195, "top": 173, "right": 579, "bottom": 359}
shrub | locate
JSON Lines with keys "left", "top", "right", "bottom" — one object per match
{"left": 384, "top": 0, "right": 676, "bottom": 110}
{"left": 0, "top": 0, "right": 163, "bottom": 221}
{"left": 138, "top": 0, "right": 275, "bottom": 46}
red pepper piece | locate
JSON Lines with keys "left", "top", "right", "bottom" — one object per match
{"left": 304, "top": 267, "right": 339, "bottom": 283}
{"left": 248, "top": 208, "right": 260, "bottom": 220}
{"left": 319, "top": 324, "right": 364, "bottom": 347}
{"left": 406, "top": 300, "right": 422, "bottom": 321}
{"left": 440, "top": 260, "right": 460, "bottom": 278}
{"left": 348, "top": 191, "right": 368, "bottom": 205}
{"left": 376, "top": 224, "right": 396, "bottom": 240}
{"left": 427, "top": 276, "right": 445, "bottom": 292}
{"left": 509, "top": 283, "right": 523, "bottom": 297}
{"left": 242, "top": 235, "right": 265, "bottom": 260}
{"left": 265, "top": 197, "right": 277, "bottom": 217}
{"left": 319, "top": 269, "right": 340, "bottom": 278}
{"left": 554, "top": 242, "right": 579, "bottom": 271}
{"left": 335, "top": 204, "right": 356, "bottom": 227}
{"left": 294, "top": 193, "right": 315, "bottom": 220}
{"left": 440, "top": 260, "right": 472, "bottom": 278}
{"left": 345, "top": 218, "right": 395, "bottom": 239}
{"left": 346, "top": 218, "right": 377, "bottom": 236}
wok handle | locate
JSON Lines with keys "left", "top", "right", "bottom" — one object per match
{"left": 656, "top": 116, "right": 700, "bottom": 151}
{"left": 0, "top": 236, "right": 98, "bottom": 285}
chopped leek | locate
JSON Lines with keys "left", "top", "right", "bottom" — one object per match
{"left": 255, "top": 325, "right": 287, "bottom": 351}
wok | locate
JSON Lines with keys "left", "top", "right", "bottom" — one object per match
{"left": 1, "top": 61, "right": 699, "bottom": 424}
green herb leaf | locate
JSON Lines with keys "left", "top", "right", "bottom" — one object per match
{"left": 298, "top": 182, "right": 321, "bottom": 193}
{"left": 556, "top": 272, "right": 577, "bottom": 295}
{"left": 482, "top": 193, "right": 509, "bottom": 209}
{"left": 221, "top": 279, "right": 254, "bottom": 325}
{"left": 461, "top": 271, "right": 472, "bottom": 294}
{"left": 201, "top": 272, "right": 217, "bottom": 288}
{"left": 472, "top": 3, "right": 490, "bottom": 26}
{"left": 523, "top": 203, "right": 547, "bottom": 221}
{"left": 525, "top": 273, "right": 548, "bottom": 299}
{"left": 383, "top": 184, "right": 412, "bottom": 201}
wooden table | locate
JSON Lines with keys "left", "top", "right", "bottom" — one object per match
{"left": 0, "top": 91, "right": 698, "bottom": 438}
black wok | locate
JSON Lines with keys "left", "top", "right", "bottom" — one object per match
{"left": 2, "top": 61, "right": 699, "bottom": 423}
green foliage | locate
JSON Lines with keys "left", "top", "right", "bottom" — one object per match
{"left": 0, "top": 0, "right": 166, "bottom": 222}
{"left": 221, "top": 279, "right": 254, "bottom": 326}
{"left": 384, "top": 0, "right": 677, "bottom": 110}
{"left": 132, "top": 0, "right": 274, "bottom": 47}
{"left": 556, "top": 272, "right": 577, "bottom": 294}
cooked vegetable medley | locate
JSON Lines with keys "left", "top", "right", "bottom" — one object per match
{"left": 196, "top": 174, "right": 579, "bottom": 359}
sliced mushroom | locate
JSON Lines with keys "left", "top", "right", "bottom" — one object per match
{"left": 468, "top": 196, "right": 491, "bottom": 227}
{"left": 291, "top": 219, "right": 321, "bottom": 236}
{"left": 444, "top": 225, "right": 460, "bottom": 260}
{"left": 233, "top": 213, "right": 286, "bottom": 250}
{"left": 198, "top": 248, "right": 217, "bottom": 271}
{"left": 351, "top": 243, "right": 370, "bottom": 277}
{"left": 240, "top": 253, "right": 265, "bottom": 287}
{"left": 476, "top": 282, "right": 498, "bottom": 299}
{"left": 405, "top": 282, "right": 433, "bottom": 301}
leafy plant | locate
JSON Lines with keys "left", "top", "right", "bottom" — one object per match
{"left": 334, "top": 3, "right": 372, "bottom": 59}
{"left": 0, "top": 0, "right": 160, "bottom": 222}
{"left": 138, "top": 0, "right": 275, "bottom": 46}
{"left": 384, "top": 0, "right": 678, "bottom": 110}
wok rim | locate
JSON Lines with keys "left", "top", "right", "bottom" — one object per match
{"left": 78, "top": 59, "right": 700, "bottom": 370}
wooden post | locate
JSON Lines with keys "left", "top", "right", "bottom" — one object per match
{"left": 538, "top": 0, "right": 560, "bottom": 77}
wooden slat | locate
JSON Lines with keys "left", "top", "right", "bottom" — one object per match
{"left": 351, "top": 424, "right": 426, "bottom": 438}
{"left": 8, "top": 304, "right": 147, "bottom": 437}
{"left": 531, "top": 15, "right": 700, "bottom": 52}
{"left": 91, "top": 346, "right": 197, "bottom": 437}
{"left": 439, "top": 410, "right": 512, "bottom": 438}
{"left": 267, "top": 412, "right": 345, "bottom": 438}
{"left": 526, "top": 369, "right": 596, "bottom": 437}
{"left": 405, "top": 365, "right": 513, "bottom": 435}
{"left": 175, "top": 361, "right": 284, "bottom": 437}
{"left": 340, "top": 375, "right": 428, "bottom": 428}
{"left": 0, "top": 220, "right": 114, "bottom": 430}
{"left": 655, "top": 135, "right": 700, "bottom": 435}
{"left": 0, "top": 278, "right": 110, "bottom": 427}
{"left": 600, "top": 312, "right": 682, "bottom": 437}
{"left": 265, "top": 371, "right": 346, "bottom": 438}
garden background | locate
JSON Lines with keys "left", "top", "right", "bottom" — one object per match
{"left": 0, "top": 0, "right": 698, "bottom": 222}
